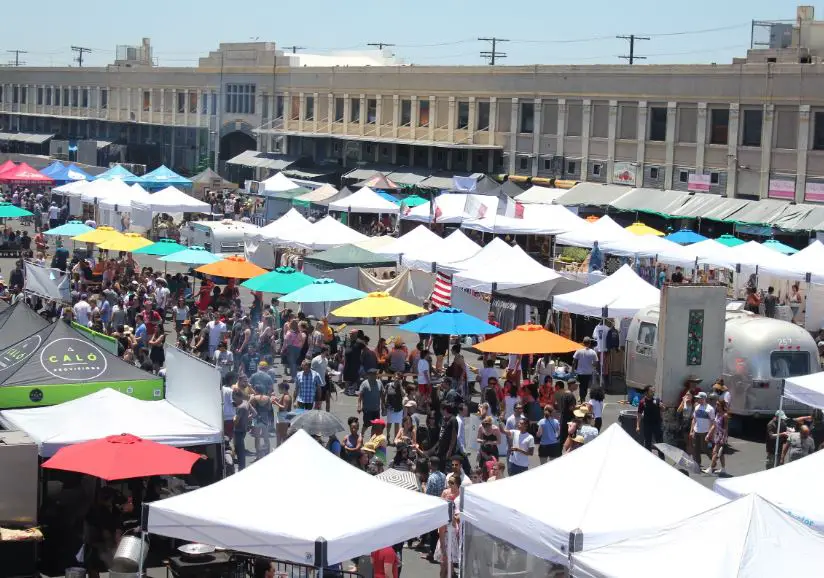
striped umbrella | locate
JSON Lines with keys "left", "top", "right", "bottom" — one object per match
{"left": 376, "top": 468, "right": 420, "bottom": 491}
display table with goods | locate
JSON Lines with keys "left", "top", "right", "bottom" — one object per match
{"left": 0, "top": 526, "right": 42, "bottom": 578}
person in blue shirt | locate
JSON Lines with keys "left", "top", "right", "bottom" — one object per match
{"left": 536, "top": 405, "right": 561, "bottom": 464}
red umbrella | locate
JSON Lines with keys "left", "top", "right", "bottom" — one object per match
{"left": 41, "top": 433, "right": 201, "bottom": 481}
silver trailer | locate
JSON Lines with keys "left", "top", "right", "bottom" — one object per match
{"left": 626, "top": 306, "right": 819, "bottom": 417}
{"left": 180, "top": 219, "right": 259, "bottom": 255}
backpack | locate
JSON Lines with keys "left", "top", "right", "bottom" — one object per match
{"left": 386, "top": 381, "right": 403, "bottom": 412}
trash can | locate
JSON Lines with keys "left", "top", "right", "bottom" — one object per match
{"left": 619, "top": 409, "right": 642, "bottom": 444}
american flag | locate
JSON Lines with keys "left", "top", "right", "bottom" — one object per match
{"left": 431, "top": 271, "right": 452, "bottom": 308}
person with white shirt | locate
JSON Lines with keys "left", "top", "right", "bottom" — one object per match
{"left": 690, "top": 392, "right": 716, "bottom": 469}
{"left": 477, "top": 358, "right": 498, "bottom": 398}
{"left": 572, "top": 338, "right": 599, "bottom": 403}
{"left": 417, "top": 349, "right": 431, "bottom": 400}
{"left": 591, "top": 322, "right": 609, "bottom": 354}
{"left": 445, "top": 454, "right": 472, "bottom": 487}
{"left": 221, "top": 384, "right": 235, "bottom": 437}
{"left": 535, "top": 354, "right": 555, "bottom": 383}
{"left": 506, "top": 417, "right": 535, "bottom": 475}
{"left": 310, "top": 347, "right": 331, "bottom": 411}
{"left": 73, "top": 294, "right": 92, "bottom": 327}
{"left": 455, "top": 403, "right": 472, "bottom": 475}
{"left": 207, "top": 314, "right": 227, "bottom": 357}
{"left": 155, "top": 280, "right": 171, "bottom": 316}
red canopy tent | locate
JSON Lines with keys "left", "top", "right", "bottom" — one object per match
{"left": 0, "top": 162, "right": 53, "bottom": 184}
{"left": 0, "top": 160, "right": 17, "bottom": 176}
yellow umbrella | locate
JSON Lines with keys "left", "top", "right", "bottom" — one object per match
{"left": 97, "top": 232, "right": 154, "bottom": 252}
{"left": 331, "top": 292, "right": 426, "bottom": 338}
{"left": 72, "top": 226, "right": 123, "bottom": 244}
{"left": 625, "top": 222, "right": 665, "bottom": 237}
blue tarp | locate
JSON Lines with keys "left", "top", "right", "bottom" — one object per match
{"left": 51, "top": 163, "right": 92, "bottom": 183}
{"left": 377, "top": 191, "right": 400, "bottom": 204}
{"left": 94, "top": 164, "right": 141, "bottom": 184}
{"left": 139, "top": 165, "right": 192, "bottom": 190}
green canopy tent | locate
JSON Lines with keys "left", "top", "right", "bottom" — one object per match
{"left": 303, "top": 244, "right": 397, "bottom": 270}
{"left": 716, "top": 234, "right": 746, "bottom": 247}
{"left": 0, "top": 317, "right": 163, "bottom": 409}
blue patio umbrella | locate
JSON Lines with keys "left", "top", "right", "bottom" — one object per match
{"left": 158, "top": 246, "right": 220, "bottom": 265}
{"left": 278, "top": 278, "right": 366, "bottom": 304}
{"left": 43, "top": 220, "right": 94, "bottom": 237}
{"left": 665, "top": 229, "right": 708, "bottom": 245}
{"left": 399, "top": 307, "right": 502, "bottom": 335}
{"left": 762, "top": 239, "right": 798, "bottom": 255}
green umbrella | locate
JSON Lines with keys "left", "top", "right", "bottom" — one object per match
{"left": 241, "top": 266, "right": 315, "bottom": 294}
{"left": 0, "top": 202, "right": 33, "bottom": 218}
{"left": 400, "top": 195, "right": 428, "bottom": 208}
{"left": 715, "top": 234, "right": 745, "bottom": 248}
{"left": 132, "top": 238, "right": 188, "bottom": 256}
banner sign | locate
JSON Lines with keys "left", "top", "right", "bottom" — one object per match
{"left": 687, "top": 174, "right": 711, "bottom": 192}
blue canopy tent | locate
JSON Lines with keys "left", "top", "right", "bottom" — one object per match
{"left": 140, "top": 165, "right": 192, "bottom": 190}
{"left": 94, "top": 164, "right": 141, "bottom": 184}
{"left": 664, "top": 229, "right": 708, "bottom": 245}
{"left": 40, "top": 161, "right": 66, "bottom": 179}
{"left": 44, "top": 162, "right": 92, "bottom": 184}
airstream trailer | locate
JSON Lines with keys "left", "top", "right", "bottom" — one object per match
{"left": 180, "top": 220, "right": 259, "bottom": 255}
{"left": 626, "top": 306, "right": 819, "bottom": 417}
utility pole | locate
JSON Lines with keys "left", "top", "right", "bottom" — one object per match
{"left": 283, "top": 45, "right": 305, "bottom": 54}
{"left": 367, "top": 42, "right": 395, "bottom": 51}
{"left": 617, "top": 34, "right": 649, "bottom": 65}
{"left": 478, "top": 37, "right": 508, "bottom": 65}
{"left": 7, "top": 50, "right": 26, "bottom": 67}
{"left": 71, "top": 46, "right": 92, "bottom": 67}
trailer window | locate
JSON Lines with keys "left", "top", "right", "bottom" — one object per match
{"left": 770, "top": 351, "right": 810, "bottom": 378}
{"left": 638, "top": 322, "right": 656, "bottom": 346}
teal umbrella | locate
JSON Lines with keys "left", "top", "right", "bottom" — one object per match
{"left": 716, "top": 234, "right": 745, "bottom": 248}
{"left": 158, "top": 246, "right": 220, "bottom": 265}
{"left": 241, "top": 266, "right": 315, "bottom": 295}
{"left": 400, "top": 195, "right": 428, "bottom": 208}
{"left": 133, "top": 238, "right": 188, "bottom": 256}
{"left": 278, "top": 278, "right": 366, "bottom": 303}
{"left": 43, "top": 220, "right": 93, "bottom": 237}
{"left": 762, "top": 239, "right": 798, "bottom": 255}
{"left": 0, "top": 202, "right": 32, "bottom": 218}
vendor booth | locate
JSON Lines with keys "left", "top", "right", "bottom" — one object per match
{"left": 328, "top": 186, "right": 400, "bottom": 215}
{"left": 552, "top": 264, "right": 660, "bottom": 318}
{"left": 401, "top": 229, "right": 481, "bottom": 272}
{"left": 462, "top": 425, "right": 726, "bottom": 572}
{"left": 555, "top": 215, "right": 633, "bottom": 248}
{"left": 376, "top": 224, "right": 444, "bottom": 257}
{"left": 147, "top": 430, "right": 450, "bottom": 567}
{"left": 139, "top": 165, "right": 192, "bottom": 191}
{"left": 291, "top": 215, "right": 370, "bottom": 250}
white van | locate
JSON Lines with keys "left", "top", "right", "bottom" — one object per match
{"left": 180, "top": 220, "right": 260, "bottom": 256}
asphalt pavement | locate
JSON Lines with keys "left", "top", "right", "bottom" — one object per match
{"left": 6, "top": 227, "right": 771, "bottom": 578}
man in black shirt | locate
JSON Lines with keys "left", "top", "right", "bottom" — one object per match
{"left": 556, "top": 380, "right": 578, "bottom": 445}
{"left": 671, "top": 266, "right": 685, "bottom": 284}
{"left": 428, "top": 404, "right": 458, "bottom": 471}
{"left": 636, "top": 385, "right": 663, "bottom": 450}
{"left": 764, "top": 286, "right": 779, "bottom": 318}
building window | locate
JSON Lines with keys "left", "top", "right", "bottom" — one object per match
{"left": 275, "top": 95, "right": 283, "bottom": 119}
{"left": 189, "top": 92, "right": 197, "bottom": 113}
{"left": 382, "top": 146, "right": 389, "bottom": 156}
{"left": 306, "top": 95, "right": 315, "bottom": 121}
{"left": 225, "top": 84, "right": 256, "bottom": 115}
{"left": 518, "top": 157, "right": 528, "bottom": 170}
{"left": 710, "top": 108, "right": 729, "bottom": 145}
{"left": 350, "top": 98, "right": 360, "bottom": 122}
{"left": 82, "top": 88, "right": 89, "bottom": 108}
{"left": 46, "top": 87, "right": 52, "bottom": 106}
{"left": 37, "top": 87, "right": 43, "bottom": 106}
{"left": 592, "top": 163, "right": 602, "bottom": 176}
{"left": 212, "top": 93, "right": 218, "bottom": 116}
{"left": 544, "top": 159, "right": 552, "bottom": 171}
{"left": 143, "top": 90, "right": 151, "bottom": 112}
{"left": 650, "top": 166, "right": 659, "bottom": 180}
{"left": 679, "top": 170, "right": 689, "bottom": 183}
{"left": 710, "top": 172, "right": 720, "bottom": 184}
{"left": 290, "top": 96, "right": 300, "bottom": 120}
{"left": 457, "top": 101, "right": 469, "bottom": 129}
{"left": 567, "top": 160, "right": 577, "bottom": 174}
{"left": 71, "top": 88, "right": 78, "bottom": 107}
{"left": 100, "top": 88, "right": 108, "bottom": 110}
{"left": 334, "top": 97, "right": 344, "bottom": 122}
{"left": 742, "top": 109, "right": 763, "bottom": 147}
{"left": 366, "top": 98, "right": 377, "bottom": 124}
{"left": 813, "top": 112, "right": 824, "bottom": 151}
{"left": 201, "top": 93, "right": 208, "bottom": 115}
{"left": 63, "top": 88, "right": 69, "bottom": 106}
{"left": 520, "top": 101, "right": 535, "bottom": 134}
{"left": 418, "top": 99, "right": 429, "bottom": 127}
{"left": 400, "top": 99, "right": 411, "bottom": 125}
{"left": 20, "top": 86, "right": 27, "bottom": 105}
{"left": 648, "top": 106, "right": 667, "bottom": 141}
{"left": 11, "top": 85, "right": 18, "bottom": 104}
{"left": 177, "top": 92, "right": 186, "bottom": 114}
{"left": 365, "top": 144, "right": 373, "bottom": 154}
{"left": 477, "top": 101, "right": 490, "bottom": 131}
{"left": 54, "top": 88, "right": 60, "bottom": 106}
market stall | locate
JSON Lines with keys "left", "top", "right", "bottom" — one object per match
{"left": 462, "top": 203, "right": 586, "bottom": 236}
{"left": 328, "top": 186, "right": 399, "bottom": 215}
{"left": 290, "top": 215, "right": 370, "bottom": 250}
{"left": 139, "top": 165, "right": 192, "bottom": 191}
{"left": 555, "top": 215, "right": 633, "bottom": 249}
{"left": 401, "top": 229, "right": 481, "bottom": 272}
{"left": 552, "top": 264, "right": 660, "bottom": 318}
{"left": 376, "top": 224, "right": 444, "bottom": 257}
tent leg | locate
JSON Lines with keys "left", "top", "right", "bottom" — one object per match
{"left": 774, "top": 395, "right": 784, "bottom": 468}
{"left": 599, "top": 314, "right": 606, "bottom": 389}
{"left": 137, "top": 503, "right": 149, "bottom": 578}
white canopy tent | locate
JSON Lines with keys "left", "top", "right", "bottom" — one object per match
{"left": 462, "top": 425, "right": 725, "bottom": 566}
{"left": 0, "top": 388, "right": 222, "bottom": 457}
{"left": 147, "top": 430, "right": 449, "bottom": 566}
{"left": 782, "top": 371, "right": 824, "bottom": 409}
{"left": 131, "top": 186, "right": 211, "bottom": 214}
{"left": 97, "top": 183, "right": 153, "bottom": 211}
{"left": 758, "top": 239, "right": 824, "bottom": 281}
{"left": 514, "top": 184, "right": 567, "bottom": 205}
{"left": 376, "top": 225, "right": 444, "bottom": 256}
{"left": 403, "top": 194, "right": 501, "bottom": 224}
{"left": 600, "top": 235, "right": 685, "bottom": 259}
{"left": 292, "top": 215, "right": 369, "bottom": 250}
{"left": 354, "top": 235, "right": 396, "bottom": 252}
{"left": 52, "top": 179, "right": 88, "bottom": 198}
{"left": 699, "top": 241, "right": 803, "bottom": 280}
{"left": 454, "top": 244, "right": 562, "bottom": 292}
{"left": 555, "top": 215, "right": 633, "bottom": 248}
{"left": 256, "top": 207, "right": 313, "bottom": 243}
{"left": 462, "top": 203, "right": 587, "bottom": 235}
{"left": 438, "top": 237, "right": 517, "bottom": 275}
{"left": 401, "top": 229, "right": 481, "bottom": 272}
{"left": 572, "top": 495, "right": 824, "bottom": 578}
{"left": 328, "top": 186, "right": 399, "bottom": 214}
{"left": 80, "top": 178, "right": 133, "bottom": 204}
{"left": 553, "top": 264, "right": 660, "bottom": 318}
{"left": 655, "top": 238, "right": 733, "bottom": 268}
{"left": 261, "top": 171, "right": 301, "bottom": 194}
{"left": 714, "top": 447, "right": 824, "bottom": 531}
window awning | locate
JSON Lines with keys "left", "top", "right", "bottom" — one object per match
{"left": 253, "top": 128, "right": 502, "bottom": 149}
{"left": 386, "top": 170, "right": 429, "bottom": 187}
{"left": 226, "top": 150, "right": 300, "bottom": 170}
{"left": 609, "top": 188, "right": 692, "bottom": 217}
{"left": 281, "top": 165, "right": 340, "bottom": 180}
{"left": 0, "top": 132, "right": 54, "bottom": 145}
{"left": 342, "top": 165, "right": 396, "bottom": 182}
{"left": 555, "top": 183, "right": 633, "bottom": 207}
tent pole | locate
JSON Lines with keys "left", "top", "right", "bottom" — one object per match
{"left": 137, "top": 503, "right": 149, "bottom": 578}
{"left": 314, "top": 537, "right": 327, "bottom": 578}
{"left": 774, "top": 382, "right": 785, "bottom": 468}
{"left": 447, "top": 500, "right": 455, "bottom": 578}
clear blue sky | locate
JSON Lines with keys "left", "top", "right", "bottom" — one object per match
{"left": 5, "top": 0, "right": 817, "bottom": 67}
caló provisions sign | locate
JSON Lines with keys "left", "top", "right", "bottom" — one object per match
{"left": 39, "top": 338, "right": 108, "bottom": 381}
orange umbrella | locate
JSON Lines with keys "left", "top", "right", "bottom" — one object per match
{"left": 474, "top": 324, "right": 582, "bottom": 354}
{"left": 195, "top": 255, "right": 268, "bottom": 279}
{"left": 585, "top": 215, "right": 600, "bottom": 223}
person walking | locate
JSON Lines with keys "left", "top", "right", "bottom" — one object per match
{"left": 690, "top": 392, "right": 715, "bottom": 470}
{"left": 636, "top": 385, "right": 663, "bottom": 450}
{"left": 536, "top": 405, "right": 561, "bottom": 464}
{"left": 572, "top": 338, "right": 598, "bottom": 402}
{"left": 704, "top": 399, "right": 729, "bottom": 475}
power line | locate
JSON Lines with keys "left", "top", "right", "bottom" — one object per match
{"left": 617, "top": 34, "right": 649, "bottom": 65}
{"left": 367, "top": 42, "right": 396, "bottom": 51}
{"left": 6, "top": 50, "right": 26, "bottom": 67}
{"left": 478, "top": 37, "right": 508, "bottom": 65}
{"left": 71, "top": 46, "right": 92, "bottom": 67}
{"left": 282, "top": 45, "right": 305, "bottom": 54}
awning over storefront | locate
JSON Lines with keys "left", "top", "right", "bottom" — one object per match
{"left": 0, "top": 132, "right": 54, "bottom": 145}
{"left": 555, "top": 183, "right": 632, "bottom": 207}
{"left": 226, "top": 150, "right": 300, "bottom": 171}
{"left": 609, "top": 188, "right": 691, "bottom": 216}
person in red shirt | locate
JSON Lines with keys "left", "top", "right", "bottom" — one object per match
{"left": 140, "top": 301, "right": 163, "bottom": 335}
{"left": 371, "top": 545, "right": 399, "bottom": 578}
